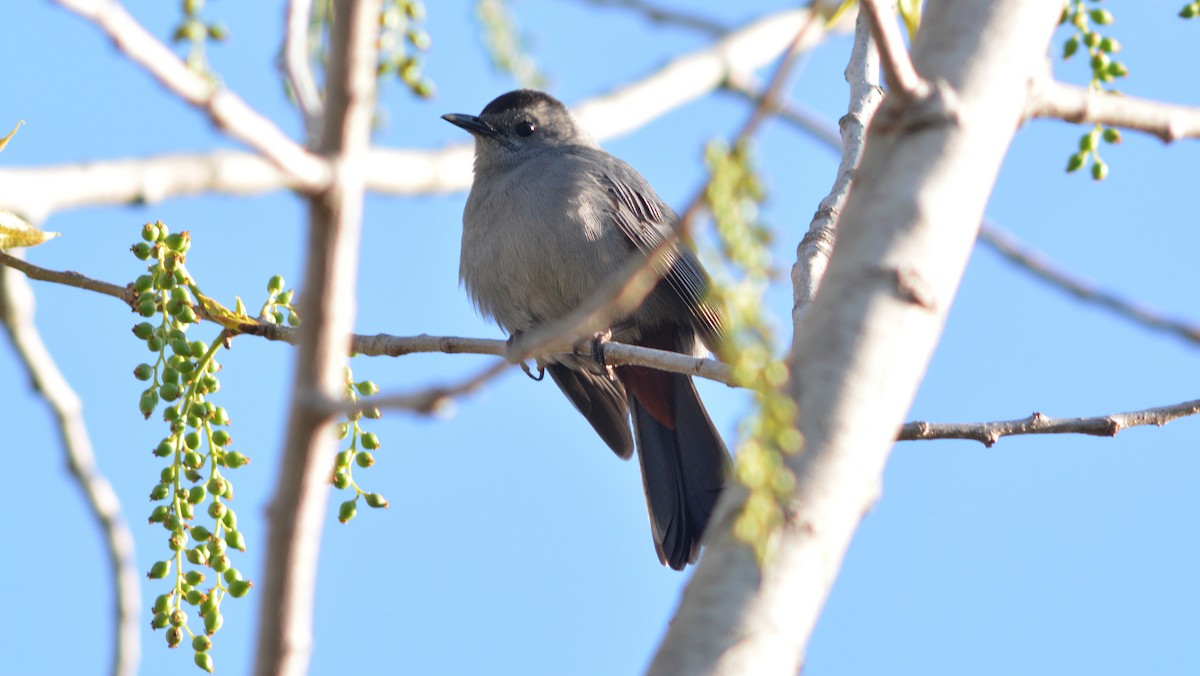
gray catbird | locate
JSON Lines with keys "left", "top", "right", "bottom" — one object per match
{"left": 443, "top": 89, "right": 730, "bottom": 569}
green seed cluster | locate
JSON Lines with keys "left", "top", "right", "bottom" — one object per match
{"left": 703, "top": 140, "right": 801, "bottom": 565}
{"left": 1182, "top": 2, "right": 1200, "bottom": 19}
{"left": 132, "top": 222, "right": 251, "bottom": 673}
{"left": 332, "top": 367, "right": 389, "bottom": 523}
{"left": 1061, "top": 1, "right": 1126, "bottom": 181}
{"left": 171, "top": 0, "right": 227, "bottom": 74}
{"left": 259, "top": 274, "right": 300, "bottom": 328}
{"left": 376, "top": 1, "right": 435, "bottom": 98}
{"left": 474, "top": 0, "right": 546, "bottom": 88}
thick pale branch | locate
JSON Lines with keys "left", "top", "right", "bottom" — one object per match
{"left": 0, "top": 261, "right": 141, "bottom": 676}
{"left": 253, "top": 0, "right": 380, "bottom": 673}
{"left": 283, "top": 0, "right": 323, "bottom": 134}
{"left": 0, "top": 7, "right": 836, "bottom": 220}
{"left": 899, "top": 399, "right": 1200, "bottom": 446}
{"left": 1027, "top": 76, "right": 1200, "bottom": 142}
{"left": 53, "top": 0, "right": 329, "bottom": 192}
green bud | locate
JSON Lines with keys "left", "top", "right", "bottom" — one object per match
{"left": 141, "top": 222, "right": 161, "bottom": 242}
{"left": 169, "top": 531, "right": 189, "bottom": 551}
{"left": 139, "top": 299, "right": 159, "bottom": 318}
{"left": 150, "top": 483, "right": 171, "bottom": 501}
{"left": 185, "top": 588, "right": 208, "bottom": 607}
{"left": 178, "top": 305, "right": 198, "bottom": 324}
{"left": 356, "top": 451, "right": 375, "bottom": 468}
{"left": 160, "top": 382, "right": 181, "bottom": 402}
{"left": 338, "top": 500, "right": 357, "bottom": 523}
{"left": 276, "top": 290, "right": 294, "bottom": 305}
{"left": 1182, "top": 3, "right": 1200, "bottom": 18}
{"left": 223, "top": 451, "right": 249, "bottom": 468}
{"left": 364, "top": 492, "right": 389, "bottom": 509}
{"left": 190, "top": 525, "right": 212, "bottom": 541}
{"left": 360, "top": 432, "right": 380, "bottom": 450}
{"left": 188, "top": 484, "right": 207, "bottom": 504}
{"left": 207, "top": 477, "right": 228, "bottom": 499}
{"left": 225, "top": 529, "right": 246, "bottom": 551}
{"left": 209, "top": 536, "right": 227, "bottom": 557}
{"left": 1089, "top": 8, "right": 1114, "bottom": 25}
{"left": 166, "top": 626, "right": 184, "bottom": 648}
{"left": 192, "top": 635, "right": 213, "bottom": 653}
{"left": 184, "top": 432, "right": 201, "bottom": 450}
{"left": 336, "top": 449, "right": 354, "bottom": 468}
{"left": 194, "top": 651, "right": 215, "bottom": 673}
{"left": 134, "top": 274, "right": 155, "bottom": 293}
{"left": 152, "top": 612, "right": 171, "bottom": 629}
{"left": 163, "top": 406, "right": 181, "bottom": 423}
{"left": 170, "top": 609, "right": 187, "bottom": 627}
{"left": 164, "top": 232, "right": 189, "bottom": 253}
{"left": 140, "top": 389, "right": 160, "bottom": 419}
{"left": 184, "top": 468, "right": 203, "bottom": 483}
{"left": 211, "top": 554, "right": 230, "bottom": 573}
{"left": 332, "top": 471, "right": 351, "bottom": 490}
{"left": 187, "top": 544, "right": 210, "bottom": 566}
{"left": 184, "top": 570, "right": 206, "bottom": 586}
{"left": 180, "top": 501, "right": 195, "bottom": 520}
{"left": 267, "top": 274, "right": 285, "bottom": 295}
{"left": 364, "top": 406, "right": 381, "bottom": 419}
{"left": 199, "top": 592, "right": 217, "bottom": 616}
{"left": 190, "top": 340, "right": 208, "bottom": 358}
{"left": 1102, "top": 127, "right": 1122, "bottom": 144}
{"left": 149, "top": 505, "right": 170, "bottom": 523}
{"left": 212, "top": 407, "right": 230, "bottom": 426}
{"left": 1079, "top": 130, "right": 1098, "bottom": 152}
{"left": 1066, "top": 151, "right": 1086, "bottom": 173}
{"left": 1091, "top": 159, "right": 1109, "bottom": 181}
{"left": 210, "top": 430, "right": 230, "bottom": 447}
{"left": 153, "top": 593, "right": 172, "bottom": 614}
{"left": 287, "top": 311, "right": 301, "bottom": 327}
{"left": 146, "top": 335, "right": 164, "bottom": 352}
{"left": 164, "top": 514, "right": 182, "bottom": 532}
{"left": 1106, "top": 60, "right": 1128, "bottom": 78}
{"left": 207, "top": 501, "right": 227, "bottom": 520}
{"left": 204, "top": 609, "right": 224, "bottom": 635}
{"left": 227, "top": 579, "right": 253, "bottom": 598}
{"left": 133, "top": 363, "right": 154, "bottom": 381}
{"left": 223, "top": 567, "right": 242, "bottom": 584}
{"left": 131, "top": 241, "right": 153, "bottom": 260}
{"left": 133, "top": 322, "right": 156, "bottom": 340}
{"left": 222, "top": 509, "right": 237, "bottom": 531}
{"left": 335, "top": 423, "right": 350, "bottom": 440}
{"left": 148, "top": 560, "right": 171, "bottom": 579}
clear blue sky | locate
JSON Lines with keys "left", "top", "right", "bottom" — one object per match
{"left": 3, "top": 1, "right": 1200, "bottom": 674}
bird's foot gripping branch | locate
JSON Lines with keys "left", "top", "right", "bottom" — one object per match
{"left": 129, "top": 222, "right": 385, "bottom": 672}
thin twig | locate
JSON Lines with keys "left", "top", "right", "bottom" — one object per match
{"left": 53, "top": 0, "right": 330, "bottom": 192}
{"left": 792, "top": 8, "right": 882, "bottom": 321}
{"left": 860, "top": 0, "right": 928, "bottom": 100}
{"left": 282, "top": 0, "right": 323, "bottom": 137}
{"left": 0, "top": 260, "right": 141, "bottom": 676}
{"left": 1027, "top": 75, "right": 1200, "bottom": 143}
{"left": 578, "top": 0, "right": 728, "bottom": 35}
{"left": 977, "top": 220, "right": 1200, "bottom": 345}
{"left": 0, "top": 251, "right": 136, "bottom": 307}
{"left": 899, "top": 399, "right": 1200, "bottom": 446}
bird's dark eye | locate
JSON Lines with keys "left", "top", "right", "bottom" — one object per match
{"left": 515, "top": 120, "right": 536, "bottom": 137}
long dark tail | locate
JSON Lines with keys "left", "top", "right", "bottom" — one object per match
{"left": 622, "top": 365, "right": 730, "bottom": 570}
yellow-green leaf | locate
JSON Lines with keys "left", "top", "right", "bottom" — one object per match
{"left": 0, "top": 120, "right": 23, "bottom": 153}
{"left": 0, "top": 210, "right": 60, "bottom": 249}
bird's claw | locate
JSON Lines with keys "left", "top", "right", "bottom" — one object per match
{"left": 507, "top": 331, "right": 546, "bottom": 381}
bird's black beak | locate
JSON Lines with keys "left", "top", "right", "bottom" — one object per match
{"left": 442, "top": 113, "right": 501, "bottom": 140}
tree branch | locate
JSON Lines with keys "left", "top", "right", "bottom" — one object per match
{"left": 977, "top": 220, "right": 1200, "bottom": 346}
{"left": 52, "top": 0, "right": 330, "bottom": 192}
{"left": 253, "top": 0, "right": 380, "bottom": 673}
{"left": 650, "top": 2, "right": 1065, "bottom": 673}
{"left": 0, "top": 251, "right": 136, "bottom": 307}
{"left": 899, "top": 399, "right": 1200, "bottom": 446}
{"left": 791, "top": 9, "right": 882, "bottom": 322}
{"left": 283, "top": 0, "right": 323, "bottom": 136}
{"left": 1027, "top": 75, "right": 1200, "bottom": 143}
{"left": 0, "top": 7, "right": 838, "bottom": 220}
{"left": 0, "top": 258, "right": 141, "bottom": 676}
{"left": 861, "top": 0, "right": 928, "bottom": 101}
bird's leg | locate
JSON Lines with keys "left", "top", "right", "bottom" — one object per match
{"left": 506, "top": 331, "right": 545, "bottom": 381}
{"left": 571, "top": 327, "right": 617, "bottom": 378}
